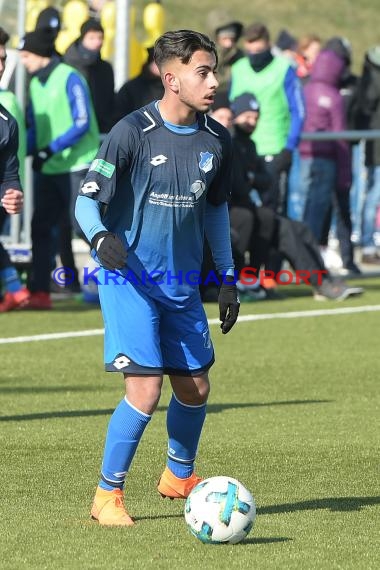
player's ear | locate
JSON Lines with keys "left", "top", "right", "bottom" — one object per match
{"left": 164, "top": 71, "right": 179, "bottom": 93}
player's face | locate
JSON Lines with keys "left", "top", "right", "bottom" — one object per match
{"left": 0, "top": 45, "right": 6, "bottom": 80}
{"left": 19, "top": 51, "right": 47, "bottom": 74}
{"left": 175, "top": 50, "right": 219, "bottom": 113}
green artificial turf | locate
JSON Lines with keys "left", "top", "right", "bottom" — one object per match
{"left": 0, "top": 278, "right": 379, "bottom": 569}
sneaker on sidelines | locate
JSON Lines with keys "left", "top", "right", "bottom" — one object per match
{"left": 90, "top": 486, "right": 134, "bottom": 526}
{"left": 0, "top": 287, "right": 31, "bottom": 312}
{"left": 237, "top": 279, "right": 268, "bottom": 302}
{"left": 25, "top": 291, "right": 52, "bottom": 310}
{"left": 313, "top": 280, "right": 363, "bottom": 301}
{"left": 157, "top": 467, "right": 202, "bottom": 499}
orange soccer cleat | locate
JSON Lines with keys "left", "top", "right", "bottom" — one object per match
{"left": 90, "top": 486, "right": 134, "bottom": 526}
{"left": 157, "top": 467, "right": 202, "bottom": 500}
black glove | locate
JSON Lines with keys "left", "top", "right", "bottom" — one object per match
{"left": 274, "top": 148, "right": 292, "bottom": 172}
{"left": 218, "top": 275, "right": 240, "bottom": 334}
{"left": 91, "top": 231, "right": 127, "bottom": 271}
{"left": 32, "top": 146, "right": 53, "bottom": 172}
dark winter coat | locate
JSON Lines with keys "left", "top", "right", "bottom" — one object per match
{"left": 230, "top": 126, "right": 271, "bottom": 208}
{"left": 299, "top": 49, "right": 352, "bottom": 190}
{"left": 113, "top": 66, "right": 164, "bottom": 124}
{"left": 64, "top": 40, "right": 115, "bottom": 134}
{"left": 355, "top": 53, "right": 380, "bottom": 166}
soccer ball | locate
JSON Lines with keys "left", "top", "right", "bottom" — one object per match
{"left": 184, "top": 476, "right": 256, "bottom": 544}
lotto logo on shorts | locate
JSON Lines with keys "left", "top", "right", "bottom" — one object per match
{"left": 113, "top": 355, "right": 131, "bottom": 369}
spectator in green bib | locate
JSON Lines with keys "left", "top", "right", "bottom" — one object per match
{"left": 230, "top": 22, "right": 305, "bottom": 217}
{"left": 18, "top": 28, "right": 100, "bottom": 309}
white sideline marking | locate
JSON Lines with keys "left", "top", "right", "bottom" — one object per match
{"left": 1, "top": 305, "right": 380, "bottom": 345}
{"left": 0, "top": 328, "right": 105, "bottom": 344}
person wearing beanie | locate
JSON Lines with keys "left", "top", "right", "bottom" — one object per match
{"left": 113, "top": 45, "right": 164, "bottom": 123}
{"left": 18, "top": 28, "right": 100, "bottom": 309}
{"left": 208, "top": 92, "right": 363, "bottom": 301}
{"left": 18, "top": 28, "right": 56, "bottom": 59}
{"left": 64, "top": 17, "right": 115, "bottom": 134}
{"left": 35, "top": 7, "right": 61, "bottom": 40}
{"left": 214, "top": 20, "right": 244, "bottom": 90}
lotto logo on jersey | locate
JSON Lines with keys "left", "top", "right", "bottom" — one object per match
{"left": 199, "top": 152, "right": 214, "bottom": 173}
{"left": 150, "top": 154, "right": 168, "bottom": 166}
{"left": 81, "top": 181, "right": 100, "bottom": 195}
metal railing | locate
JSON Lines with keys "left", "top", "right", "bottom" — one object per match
{"left": 1, "top": 129, "right": 380, "bottom": 258}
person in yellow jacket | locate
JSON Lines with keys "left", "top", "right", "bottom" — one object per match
{"left": 18, "top": 27, "right": 99, "bottom": 309}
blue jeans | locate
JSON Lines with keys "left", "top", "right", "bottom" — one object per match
{"left": 361, "top": 165, "right": 380, "bottom": 250}
{"left": 300, "top": 157, "right": 336, "bottom": 242}
{"left": 350, "top": 143, "right": 366, "bottom": 240}
{"left": 287, "top": 149, "right": 305, "bottom": 221}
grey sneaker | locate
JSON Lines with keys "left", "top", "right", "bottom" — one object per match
{"left": 314, "top": 280, "right": 364, "bottom": 301}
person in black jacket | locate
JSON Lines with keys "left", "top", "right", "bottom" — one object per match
{"left": 0, "top": 27, "right": 29, "bottom": 312}
{"left": 113, "top": 46, "right": 164, "bottom": 123}
{"left": 208, "top": 92, "right": 364, "bottom": 301}
{"left": 355, "top": 46, "right": 380, "bottom": 264}
{"left": 64, "top": 18, "right": 115, "bottom": 134}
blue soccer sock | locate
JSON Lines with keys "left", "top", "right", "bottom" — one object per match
{"left": 99, "top": 397, "right": 151, "bottom": 491}
{"left": 0, "top": 267, "right": 23, "bottom": 293}
{"left": 166, "top": 393, "right": 207, "bottom": 479}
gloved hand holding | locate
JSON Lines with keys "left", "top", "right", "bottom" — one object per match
{"left": 32, "top": 146, "right": 53, "bottom": 172}
{"left": 218, "top": 275, "right": 240, "bottom": 334}
{"left": 274, "top": 148, "right": 292, "bottom": 172}
{"left": 91, "top": 231, "right": 127, "bottom": 271}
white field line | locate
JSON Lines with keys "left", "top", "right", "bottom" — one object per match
{"left": 1, "top": 304, "right": 380, "bottom": 345}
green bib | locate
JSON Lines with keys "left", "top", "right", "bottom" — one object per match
{"left": 30, "top": 63, "right": 99, "bottom": 174}
{"left": 230, "top": 57, "right": 290, "bottom": 155}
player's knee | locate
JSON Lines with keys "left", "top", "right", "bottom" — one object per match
{"left": 185, "top": 377, "right": 210, "bottom": 405}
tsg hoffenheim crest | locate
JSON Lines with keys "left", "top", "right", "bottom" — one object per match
{"left": 199, "top": 152, "right": 214, "bottom": 173}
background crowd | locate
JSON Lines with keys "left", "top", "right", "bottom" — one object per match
{"left": 0, "top": 2, "right": 379, "bottom": 310}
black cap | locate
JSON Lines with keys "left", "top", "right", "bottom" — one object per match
{"left": 18, "top": 28, "right": 55, "bottom": 57}
{"left": 215, "top": 21, "right": 243, "bottom": 42}
{"left": 35, "top": 7, "right": 61, "bottom": 37}
{"left": 230, "top": 93, "right": 260, "bottom": 116}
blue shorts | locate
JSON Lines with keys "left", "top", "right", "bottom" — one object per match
{"left": 98, "top": 271, "right": 214, "bottom": 376}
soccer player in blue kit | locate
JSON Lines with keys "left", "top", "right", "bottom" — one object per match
{"left": 75, "top": 29, "right": 240, "bottom": 526}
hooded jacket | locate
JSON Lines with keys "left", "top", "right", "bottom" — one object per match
{"left": 299, "top": 50, "right": 352, "bottom": 190}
